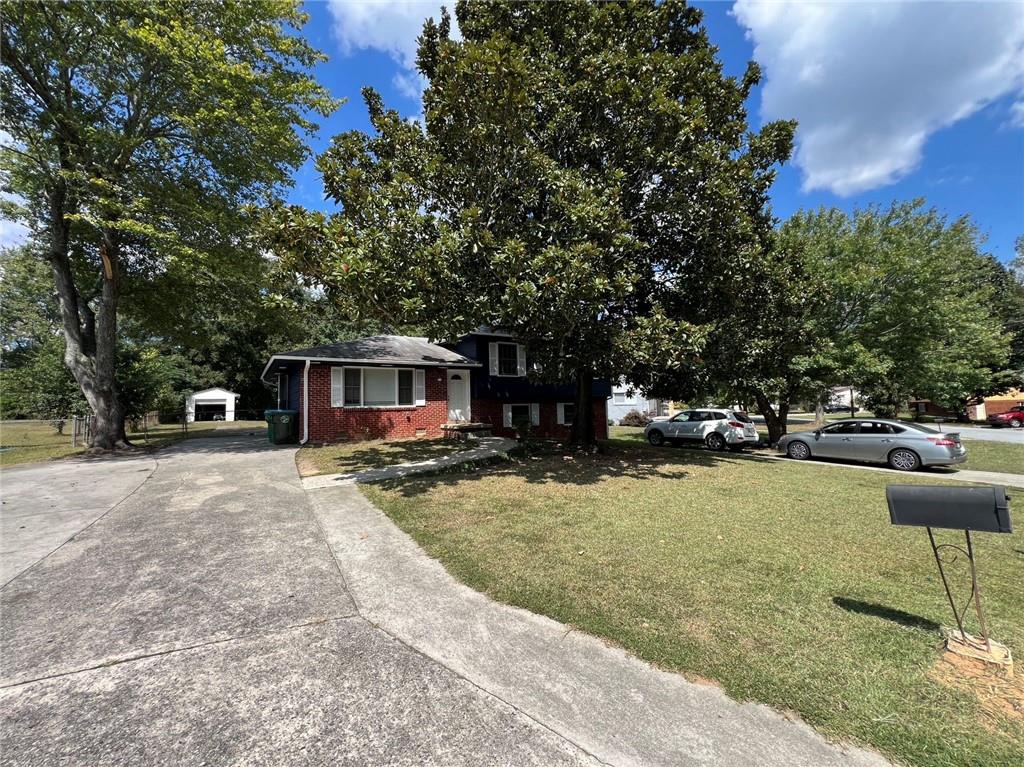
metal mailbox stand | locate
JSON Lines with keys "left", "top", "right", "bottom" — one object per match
{"left": 886, "top": 484, "right": 1012, "bottom": 670}
{"left": 925, "top": 527, "right": 990, "bottom": 653}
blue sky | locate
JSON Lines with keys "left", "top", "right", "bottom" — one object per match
{"left": 289, "top": 1, "right": 1024, "bottom": 264}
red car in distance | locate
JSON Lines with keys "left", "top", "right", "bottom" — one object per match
{"left": 987, "top": 404, "right": 1024, "bottom": 428}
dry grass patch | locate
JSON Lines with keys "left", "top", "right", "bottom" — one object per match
{"left": 364, "top": 440, "right": 1024, "bottom": 767}
{"left": 296, "top": 437, "right": 464, "bottom": 477}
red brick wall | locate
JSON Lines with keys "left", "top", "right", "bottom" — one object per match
{"left": 471, "top": 398, "right": 608, "bottom": 441}
{"left": 302, "top": 362, "right": 610, "bottom": 443}
{"left": 304, "top": 364, "right": 449, "bottom": 442}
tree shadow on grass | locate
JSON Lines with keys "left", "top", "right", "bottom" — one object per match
{"left": 372, "top": 439, "right": 751, "bottom": 496}
{"left": 832, "top": 596, "right": 939, "bottom": 632}
{"left": 308, "top": 438, "right": 466, "bottom": 475}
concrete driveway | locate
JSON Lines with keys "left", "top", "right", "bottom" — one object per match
{"left": 0, "top": 453, "right": 157, "bottom": 586}
{"left": 1, "top": 435, "right": 595, "bottom": 766}
{"left": 1, "top": 434, "right": 888, "bottom": 766}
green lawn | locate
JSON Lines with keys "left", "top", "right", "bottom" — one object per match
{"left": 0, "top": 419, "right": 267, "bottom": 467}
{"left": 296, "top": 437, "right": 465, "bottom": 477}
{"left": 364, "top": 440, "right": 1024, "bottom": 767}
{"left": 960, "top": 440, "right": 1024, "bottom": 474}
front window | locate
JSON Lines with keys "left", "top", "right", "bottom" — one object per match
{"left": 509, "top": 403, "right": 531, "bottom": 426}
{"left": 344, "top": 368, "right": 361, "bottom": 406}
{"left": 398, "top": 370, "right": 414, "bottom": 406}
{"left": 341, "top": 367, "right": 415, "bottom": 407}
{"left": 363, "top": 368, "right": 395, "bottom": 406}
{"left": 497, "top": 342, "right": 520, "bottom": 376}
{"left": 562, "top": 403, "right": 576, "bottom": 425}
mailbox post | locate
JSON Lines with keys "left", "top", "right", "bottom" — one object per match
{"left": 886, "top": 485, "right": 1012, "bottom": 667}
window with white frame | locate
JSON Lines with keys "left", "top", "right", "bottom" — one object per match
{"left": 612, "top": 391, "right": 635, "bottom": 405}
{"left": 557, "top": 402, "right": 576, "bottom": 425}
{"left": 502, "top": 403, "right": 539, "bottom": 428}
{"left": 332, "top": 367, "right": 423, "bottom": 407}
{"left": 497, "top": 343, "right": 520, "bottom": 376}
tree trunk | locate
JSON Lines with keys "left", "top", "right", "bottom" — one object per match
{"left": 754, "top": 392, "right": 789, "bottom": 446}
{"left": 46, "top": 185, "right": 129, "bottom": 450}
{"left": 569, "top": 364, "right": 595, "bottom": 449}
{"left": 814, "top": 400, "right": 825, "bottom": 426}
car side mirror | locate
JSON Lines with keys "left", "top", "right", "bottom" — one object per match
{"left": 813, "top": 429, "right": 822, "bottom": 438}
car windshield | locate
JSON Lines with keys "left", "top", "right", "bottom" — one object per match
{"left": 730, "top": 411, "right": 752, "bottom": 423}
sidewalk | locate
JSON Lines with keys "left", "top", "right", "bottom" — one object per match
{"left": 306, "top": 482, "right": 891, "bottom": 767}
{"left": 301, "top": 435, "right": 517, "bottom": 490}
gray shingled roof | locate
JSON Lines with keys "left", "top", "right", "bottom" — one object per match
{"left": 271, "top": 335, "right": 480, "bottom": 368}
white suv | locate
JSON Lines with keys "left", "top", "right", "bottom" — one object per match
{"left": 644, "top": 408, "right": 759, "bottom": 451}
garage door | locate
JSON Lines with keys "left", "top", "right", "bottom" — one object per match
{"left": 194, "top": 403, "right": 226, "bottom": 421}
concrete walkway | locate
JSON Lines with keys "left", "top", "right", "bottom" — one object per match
{"left": 0, "top": 452, "right": 157, "bottom": 586}
{"left": 301, "top": 435, "right": 517, "bottom": 490}
{"left": 306, "top": 483, "right": 889, "bottom": 767}
{"left": 754, "top": 451, "right": 1024, "bottom": 488}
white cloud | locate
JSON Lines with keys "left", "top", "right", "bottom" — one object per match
{"left": 732, "top": 1, "right": 1024, "bottom": 196}
{"left": 326, "top": 1, "right": 459, "bottom": 102}
{"left": 1009, "top": 100, "right": 1024, "bottom": 129}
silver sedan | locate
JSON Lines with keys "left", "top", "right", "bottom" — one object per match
{"left": 776, "top": 419, "right": 967, "bottom": 471}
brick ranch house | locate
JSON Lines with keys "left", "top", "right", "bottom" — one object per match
{"left": 261, "top": 329, "right": 611, "bottom": 444}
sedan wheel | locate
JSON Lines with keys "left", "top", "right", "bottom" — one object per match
{"left": 786, "top": 441, "right": 810, "bottom": 460}
{"left": 1010, "top": 418, "right": 1023, "bottom": 429}
{"left": 648, "top": 429, "right": 665, "bottom": 447}
{"left": 705, "top": 432, "right": 727, "bottom": 451}
{"left": 888, "top": 448, "right": 920, "bottom": 472}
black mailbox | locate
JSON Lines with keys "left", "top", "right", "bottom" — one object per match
{"left": 886, "top": 485, "right": 1012, "bottom": 534}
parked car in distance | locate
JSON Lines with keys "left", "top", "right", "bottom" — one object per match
{"left": 987, "top": 405, "right": 1024, "bottom": 428}
{"left": 645, "top": 408, "right": 759, "bottom": 451}
{"left": 823, "top": 403, "right": 850, "bottom": 413}
{"left": 777, "top": 419, "right": 967, "bottom": 471}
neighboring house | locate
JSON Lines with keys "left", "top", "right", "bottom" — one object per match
{"left": 966, "top": 388, "right": 1024, "bottom": 421}
{"left": 186, "top": 388, "right": 240, "bottom": 422}
{"left": 261, "top": 330, "right": 610, "bottom": 444}
{"left": 906, "top": 399, "right": 958, "bottom": 418}
{"left": 607, "top": 382, "right": 669, "bottom": 424}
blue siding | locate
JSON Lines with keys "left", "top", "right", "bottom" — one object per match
{"left": 452, "top": 334, "right": 611, "bottom": 401}
{"left": 267, "top": 361, "right": 303, "bottom": 410}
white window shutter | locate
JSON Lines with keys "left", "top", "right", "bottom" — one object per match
{"left": 530, "top": 403, "right": 540, "bottom": 426}
{"left": 489, "top": 343, "right": 499, "bottom": 375}
{"left": 502, "top": 404, "right": 512, "bottom": 427}
{"left": 517, "top": 345, "right": 527, "bottom": 376}
{"left": 556, "top": 403, "right": 565, "bottom": 425}
{"left": 414, "top": 369, "right": 426, "bottom": 406}
{"left": 331, "top": 368, "right": 343, "bottom": 407}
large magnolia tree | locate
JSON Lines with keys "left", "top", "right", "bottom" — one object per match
{"left": 0, "top": 0, "right": 334, "bottom": 448}
{"left": 268, "top": 0, "right": 793, "bottom": 446}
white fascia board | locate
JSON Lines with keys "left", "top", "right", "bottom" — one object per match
{"left": 261, "top": 354, "right": 481, "bottom": 381}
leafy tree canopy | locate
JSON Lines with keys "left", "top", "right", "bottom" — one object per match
{"left": 679, "top": 200, "right": 1012, "bottom": 442}
{"left": 1, "top": 0, "right": 335, "bottom": 447}
{"left": 267, "top": 0, "right": 794, "bottom": 445}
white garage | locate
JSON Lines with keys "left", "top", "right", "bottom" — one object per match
{"left": 185, "top": 387, "right": 240, "bottom": 422}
